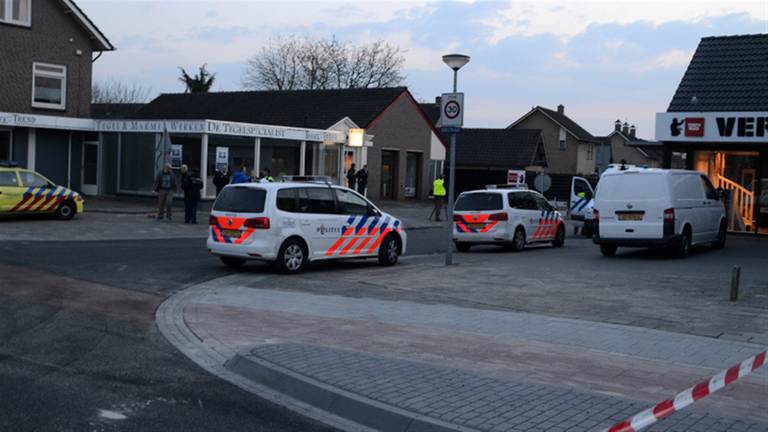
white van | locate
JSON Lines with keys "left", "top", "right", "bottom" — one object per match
{"left": 207, "top": 182, "right": 406, "bottom": 273}
{"left": 592, "top": 168, "right": 726, "bottom": 257}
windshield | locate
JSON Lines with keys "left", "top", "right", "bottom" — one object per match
{"left": 596, "top": 173, "right": 668, "bottom": 201}
{"left": 455, "top": 193, "right": 503, "bottom": 211}
{"left": 213, "top": 187, "right": 266, "bottom": 213}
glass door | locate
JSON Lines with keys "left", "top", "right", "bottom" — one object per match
{"left": 405, "top": 152, "right": 421, "bottom": 198}
{"left": 694, "top": 150, "right": 758, "bottom": 232}
{"left": 81, "top": 142, "right": 99, "bottom": 195}
{"left": 380, "top": 150, "right": 398, "bottom": 199}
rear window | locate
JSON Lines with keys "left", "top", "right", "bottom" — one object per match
{"left": 596, "top": 173, "right": 668, "bottom": 201}
{"left": 213, "top": 187, "right": 266, "bottom": 213}
{"left": 455, "top": 193, "right": 503, "bottom": 211}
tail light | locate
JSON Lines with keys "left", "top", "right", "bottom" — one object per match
{"left": 489, "top": 212, "right": 509, "bottom": 221}
{"left": 593, "top": 209, "right": 599, "bottom": 226}
{"left": 244, "top": 217, "right": 270, "bottom": 229}
{"left": 453, "top": 214, "right": 463, "bottom": 222}
{"left": 663, "top": 208, "right": 675, "bottom": 223}
{"left": 209, "top": 215, "right": 218, "bottom": 225}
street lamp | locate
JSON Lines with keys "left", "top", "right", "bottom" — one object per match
{"left": 441, "top": 53, "right": 469, "bottom": 266}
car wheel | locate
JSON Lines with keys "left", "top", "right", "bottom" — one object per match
{"left": 600, "top": 244, "right": 617, "bottom": 257}
{"left": 552, "top": 225, "right": 565, "bottom": 248}
{"left": 220, "top": 256, "right": 246, "bottom": 268}
{"left": 712, "top": 222, "right": 726, "bottom": 250}
{"left": 509, "top": 227, "right": 525, "bottom": 252}
{"left": 275, "top": 238, "right": 307, "bottom": 274}
{"left": 55, "top": 200, "right": 76, "bottom": 220}
{"left": 378, "top": 234, "right": 400, "bottom": 266}
{"left": 455, "top": 242, "right": 471, "bottom": 252}
{"left": 675, "top": 229, "right": 691, "bottom": 258}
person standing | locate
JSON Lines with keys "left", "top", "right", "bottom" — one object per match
{"left": 346, "top": 163, "right": 357, "bottom": 190}
{"left": 154, "top": 164, "right": 177, "bottom": 221}
{"left": 213, "top": 165, "right": 230, "bottom": 196}
{"left": 182, "top": 169, "right": 204, "bottom": 224}
{"left": 262, "top": 168, "right": 274, "bottom": 182}
{"left": 231, "top": 165, "right": 250, "bottom": 184}
{"left": 356, "top": 165, "right": 368, "bottom": 196}
{"left": 431, "top": 174, "right": 447, "bottom": 221}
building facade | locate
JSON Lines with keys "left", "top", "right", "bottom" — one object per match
{"left": 656, "top": 33, "right": 768, "bottom": 234}
{"left": 595, "top": 120, "right": 662, "bottom": 174}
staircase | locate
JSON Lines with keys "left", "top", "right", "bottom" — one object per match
{"left": 716, "top": 175, "right": 754, "bottom": 231}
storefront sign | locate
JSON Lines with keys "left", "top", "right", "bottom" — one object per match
{"left": 215, "top": 146, "right": 229, "bottom": 171}
{"left": 507, "top": 170, "right": 525, "bottom": 185}
{"left": 0, "top": 111, "right": 93, "bottom": 130}
{"left": 656, "top": 112, "right": 768, "bottom": 142}
{"left": 170, "top": 144, "right": 183, "bottom": 168}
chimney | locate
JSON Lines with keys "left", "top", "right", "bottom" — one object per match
{"left": 557, "top": 104, "right": 564, "bottom": 115}
{"left": 629, "top": 124, "right": 636, "bottom": 139}
{"left": 622, "top": 122, "right": 629, "bottom": 136}
{"left": 614, "top": 119, "right": 621, "bottom": 132}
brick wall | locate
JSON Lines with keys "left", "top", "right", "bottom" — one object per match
{"left": 511, "top": 113, "right": 581, "bottom": 174}
{"left": 367, "top": 93, "right": 433, "bottom": 201}
{"left": 0, "top": 1, "right": 95, "bottom": 118}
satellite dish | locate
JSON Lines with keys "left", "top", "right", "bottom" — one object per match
{"left": 533, "top": 173, "right": 552, "bottom": 193}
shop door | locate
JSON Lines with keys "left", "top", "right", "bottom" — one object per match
{"left": 380, "top": 150, "right": 398, "bottom": 199}
{"left": 405, "top": 152, "right": 421, "bottom": 198}
{"left": 82, "top": 142, "right": 99, "bottom": 195}
{"left": 758, "top": 155, "right": 768, "bottom": 234}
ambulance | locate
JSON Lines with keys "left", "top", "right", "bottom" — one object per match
{"left": 452, "top": 185, "right": 565, "bottom": 252}
{"left": 207, "top": 180, "right": 406, "bottom": 274}
{"left": 0, "top": 162, "right": 84, "bottom": 220}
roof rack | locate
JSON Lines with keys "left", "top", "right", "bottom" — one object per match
{"left": 281, "top": 175, "right": 333, "bottom": 185}
{"left": 0, "top": 160, "right": 19, "bottom": 168}
{"left": 485, "top": 184, "right": 528, "bottom": 190}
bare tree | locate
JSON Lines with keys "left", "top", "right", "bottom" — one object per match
{"left": 242, "top": 36, "right": 405, "bottom": 90}
{"left": 92, "top": 79, "right": 152, "bottom": 103}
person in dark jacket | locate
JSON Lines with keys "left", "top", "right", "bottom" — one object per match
{"left": 182, "top": 169, "right": 204, "bottom": 224}
{"left": 213, "top": 166, "right": 230, "bottom": 196}
{"left": 153, "top": 164, "right": 177, "bottom": 221}
{"left": 356, "top": 165, "right": 368, "bottom": 196}
{"left": 346, "top": 163, "right": 357, "bottom": 190}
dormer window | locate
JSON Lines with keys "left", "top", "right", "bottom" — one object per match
{"left": 0, "top": 0, "right": 31, "bottom": 27}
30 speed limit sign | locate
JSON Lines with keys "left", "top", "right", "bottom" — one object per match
{"left": 440, "top": 92, "right": 464, "bottom": 128}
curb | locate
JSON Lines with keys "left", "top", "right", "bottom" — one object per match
{"left": 227, "top": 351, "right": 479, "bottom": 432}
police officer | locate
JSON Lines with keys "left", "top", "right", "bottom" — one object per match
{"left": 431, "top": 174, "right": 447, "bottom": 221}
{"left": 261, "top": 168, "right": 274, "bottom": 182}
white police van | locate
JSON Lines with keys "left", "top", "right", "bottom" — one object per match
{"left": 207, "top": 180, "right": 406, "bottom": 273}
{"left": 452, "top": 185, "right": 565, "bottom": 252}
{"left": 592, "top": 167, "right": 726, "bottom": 257}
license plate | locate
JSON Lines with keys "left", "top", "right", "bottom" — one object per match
{"left": 222, "top": 229, "right": 241, "bottom": 237}
{"left": 468, "top": 223, "right": 485, "bottom": 229}
{"left": 618, "top": 213, "right": 643, "bottom": 221}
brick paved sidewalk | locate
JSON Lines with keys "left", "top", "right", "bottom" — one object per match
{"left": 236, "top": 343, "right": 767, "bottom": 432}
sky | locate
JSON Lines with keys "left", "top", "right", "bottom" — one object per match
{"left": 80, "top": 0, "right": 768, "bottom": 139}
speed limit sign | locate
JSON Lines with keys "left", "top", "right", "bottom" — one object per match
{"left": 441, "top": 92, "right": 464, "bottom": 128}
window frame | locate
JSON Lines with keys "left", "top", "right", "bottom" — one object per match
{"left": 31, "top": 62, "right": 67, "bottom": 111}
{"left": 0, "top": 0, "right": 32, "bottom": 27}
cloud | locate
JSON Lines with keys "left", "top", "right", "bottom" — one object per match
{"left": 643, "top": 48, "right": 695, "bottom": 71}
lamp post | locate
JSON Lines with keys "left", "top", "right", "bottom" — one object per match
{"left": 442, "top": 53, "right": 469, "bottom": 266}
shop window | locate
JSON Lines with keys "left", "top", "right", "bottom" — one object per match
{"left": 0, "top": 0, "right": 31, "bottom": 26}
{"left": 0, "top": 130, "right": 10, "bottom": 161}
{"left": 32, "top": 63, "right": 67, "bottom": 110}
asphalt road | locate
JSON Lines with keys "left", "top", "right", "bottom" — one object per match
{"left": 0, "top": 228, "right": 446, "bottom": 432}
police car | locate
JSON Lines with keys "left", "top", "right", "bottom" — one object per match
{"left": 0, "top": 162, "right": 83, "bottom": 220}
{"left": 207, "top": 179, "right": 407, "bottom": 273}
{"left": 453, "top": 185, "right": 564, "bottom": 252}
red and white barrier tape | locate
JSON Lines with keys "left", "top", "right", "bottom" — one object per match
{"left": 602, "top": 348, "right": 767, "bottom": 432}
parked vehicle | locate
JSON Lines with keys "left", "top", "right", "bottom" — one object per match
{"left": 592, "top": 167, "right": 726, "bottom": 257}
{"left": 0, "top": 161, "right": 84, "bottom": 220}
{"left": 207, "top": 180, "right": 406, "bottom": 273}
{"left": 453, "top": 185, "right": 565, "bottom": 252}
{"left": 569, "top": 175, "right": 595, "bottom": 236}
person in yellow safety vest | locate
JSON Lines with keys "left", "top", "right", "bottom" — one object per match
{"left": 432, "top": 174, "right": 447, "bottom": 221}
{"left": 259, "top": 168, "right": 274, "bottom": 183}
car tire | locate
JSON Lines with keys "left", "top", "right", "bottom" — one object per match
{"left": 55, "top": 200, "right": 76, "bottom": 220}
{"left": 378, "top": 234, "right": 400, "bottom": 266}
{"left": 675, "top": 229, "right": 691, "bottom": 258}
{"left": 600, "top": 244, "right": 617, "bottom": 257}
{"left": 220, "top": 256, "right": 246, "bottom": 268}
{"left": 711, "top": 221, "right": 726, "bottom": 250}
{"left": 455, "top": 242, "right": 471, "bottom": 252}
{"left": 509, "top": 227, "right": 525, "bottom": 252}
{"left": 552, "top": 225, "right": 565, "bottom": 248}
{"left": 275, "top": 238, "right": 307, "bottom": 274}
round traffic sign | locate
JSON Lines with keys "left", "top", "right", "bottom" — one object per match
{"left": 533, "top": 173, "right": 552, "bottom": 193}
{"left": 444, "top": 100, "right": 461, "bottom": 120}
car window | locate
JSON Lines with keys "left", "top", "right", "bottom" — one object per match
{"left": 0, "top": 171, "right": 18, "bottom": 187}
{"left": 700, "top": 176, "right": 717, "bottom": 200}
{"left": 305, "top": 187, "right": 336, "bottom": 214}
{"left": 508, "top": 192, "right": 524, "bottom": 209}
{"left": 533, "top": 194, "right": 550, "bottom": 210}
{"left": 455, "top": 193, "right": 503, "bottom": 211}
{"left": 19, "top": 171, "right": 48, "bottom": 188}
{"left": 671, "top": 174, "right": 703, "bottom": 200}
{"left": 335, "top": 188, "right": 369, "bottom": 215}
{"left": 276, "top": 188, "right": 298, "bottom": 212}
{"left": 518, "top": 193, "right": 538, "bottom": 210}
{"left": 213, "top": 187, "right": 266, "bottom": 213}
{"left": 573, "top": 178, "right": 593, "bottom": 199}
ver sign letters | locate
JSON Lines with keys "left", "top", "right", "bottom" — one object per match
{"left": 656, "top": 112, "right": 768, "bottom": 142}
